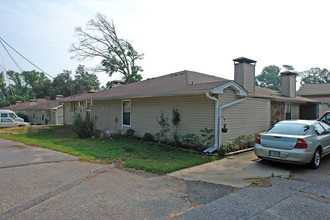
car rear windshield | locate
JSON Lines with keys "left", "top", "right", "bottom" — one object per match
{"left": 268, "top": 123, "right": 310, "bottom": 135}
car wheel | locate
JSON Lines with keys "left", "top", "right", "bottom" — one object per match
{"left": 310, "top": 148, "right": 321, "bottom": 169}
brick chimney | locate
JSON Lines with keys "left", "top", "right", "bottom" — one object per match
{"left": 281, "top": 71, "right": 297, "bottom": 97}
{"left": 233, "top": 57, "right": 257, "bottom": 93}
{"left": 111, "top": 80, "right": 125, "bottom": 88}
{"left": 56, "top": 95, "right": 64, "bottom": 100}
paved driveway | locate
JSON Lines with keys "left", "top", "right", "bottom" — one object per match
{"left": 1, "top": 138, "right": 329, "bottom": 219}
{"left": 174, "top": 152, "right": 330, "bottom": 220}
{"left": 0, "top": 138, "right": 233, "bottom": 220}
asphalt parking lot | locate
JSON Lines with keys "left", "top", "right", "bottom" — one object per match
{"left": 0, "top": 138, "right": 329, "bottom": 219}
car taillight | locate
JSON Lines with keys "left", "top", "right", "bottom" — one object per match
{"left": 294, "top": 138, "right": 308, "bottom": 148}
{"left": 255, "top": 134, "right": 261, "bottom": 144}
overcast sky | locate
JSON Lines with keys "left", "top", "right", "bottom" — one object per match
{"left": 0, "top": 0, "right": 329, "bottom": 86}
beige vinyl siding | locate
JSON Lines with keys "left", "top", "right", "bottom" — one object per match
{"left": 291, "top": 103, "right": 300, "bottom": 119}
{"left": 131, "top": 95, "right": 214, "bottom": 138}
{"left": 92, "top": 100, "right": 121, "bottom": 132}
{"left": 57, "top": 107, "right": 63, "bottom": 124}
{"left": 29, "top": 109, "right": 46, "bottom": 125}
{"left": 220, "top": 88, "right": 271, "bottom": 143}
{"left": 319, "top": 104, "right": 330, "bottom": 117}
{"left": 63, "top": 102, "right": 74, "bottom": 125}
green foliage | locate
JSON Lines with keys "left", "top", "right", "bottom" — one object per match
{"left": 70, "top": 13, "right": 144, "bottom": 84}
{"left": 255, "top": 65, "right": 281, "bottom": 91}
{"left": 200, "top": 128, "right": 214, "bottom": 147}
{"left": 142, "top": 132, "right": 154, "bottom": 141}
{"left": 299, "top": 67, "right": 330, "bottom": 86}
{"left": 156, "top": 112, "right": 170, "bottom": 141}
{"left": 125, "top": 128, "right": 135, "bottom": 137}
{"left": 73, "top": 115, "right": 95, "bottom": 138}
{"left": 222, "top": 134, "right": 257, "bottom": 153}
{"left": 52, "top": 70, "right": 73, "bottom": 97}
{"left": 73, "top": 65, "right": 100, "bottom": 94}
{"left": 171, "top": 107, "right": 180, "bottom": 126}
{"left": 16, "top": 112, "right": 28, "bottom": 122}
{"left": 179, "top": 133, "right": 200, "bottom": 148}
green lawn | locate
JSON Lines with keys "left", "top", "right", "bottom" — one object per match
{"left": 0, "top": 126, "right": 218, "bottom": 174}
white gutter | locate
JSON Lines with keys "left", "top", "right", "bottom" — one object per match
{"left": 204, "top": 92, "right": 219, "bottom": 154}
{"left": 204, "top": 96, "right": 247, "bottom": 154}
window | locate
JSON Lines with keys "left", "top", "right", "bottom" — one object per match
{"left": 42, "top": 115, "right": 44, "bottom": 121}
{"left": 320, "top": 122, "right": 330, "bottom": 133}
{"left": 122, "top": 100, "right": 131, "bottom": 126}
{"left": 33, "top": 112, "right": 35, "bottom": 119}
{"left": 1, "top": 118, "right": 13, "bottom": 123}
{"left": 285, "top": 103, "right": 292, "bottom": 120}
{"left": 86, "top": 102, "right": 91, "bottom": 120}
{"left": 268, "top": 123, "right": 310, "bottom": 135}
{"left": 314, "top": 123, "right": 326, "bottom": 135}
{"left": 1, "top": 113, "right": 8, "bottom": 117}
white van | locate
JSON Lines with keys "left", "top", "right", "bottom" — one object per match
{"left": 0, "top": 110, "right": 24, "bottom": 122}
{"left": 0, "top": 110, "right": 30, "bottom": 128}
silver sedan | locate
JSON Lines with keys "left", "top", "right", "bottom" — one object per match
{"left": 254, "top": 120, "right": 330, "bottom": 168}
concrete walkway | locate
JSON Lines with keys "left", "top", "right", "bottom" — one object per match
{"left": 168, "top": 151, "right": 291, "bottom": 187}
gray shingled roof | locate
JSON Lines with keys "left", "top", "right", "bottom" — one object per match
{"left": 0, "top": 99, "right": 48, "bottom": 111}
{"left": 62, "top": 70, "right": 230, "bottom": 102}
{"left": 61, "top": 70, "right": 318, "bottom": 104}
{"left": 297, "top": 83, "right": 330, "bottom": 96}
{"left": 251, "top": 87, "right": 318, "bottom": 103}
{"left": 27, "top": 100, "right": 62, "bottom": 110}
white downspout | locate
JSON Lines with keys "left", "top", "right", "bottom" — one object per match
{"left": 217, "top": 97, "right": 247, "bottom": 150}
{"left": 204, "top": 92, "right": 219, "bottom": 154}
{"left": 204, "top": 96, "right": 247, "bottom": 154}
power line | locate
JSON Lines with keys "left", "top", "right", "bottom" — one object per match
{"left": 0, "top": 36, "right": 54, "bottom": 79}
{"left": 0, "top": 40, "right": 24, "bottom": 72}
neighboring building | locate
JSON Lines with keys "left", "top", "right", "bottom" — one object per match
{"left": 297, "top": 83, "right": 330, "bottom": 119}
{"left": 26, "top": 95, "right": 64, "bottom": 125}
{"left": 1, "top": 99, "right": 48, "bottom": 115}
{"left": 61, "top": 57, "right": 317, "bottom": 151}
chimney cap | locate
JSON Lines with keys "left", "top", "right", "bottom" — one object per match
{"left": 233, "top": 57, "right": 257, "bottom": 64}
{"left": 280, "top": 71, "right": 298, "bottom": 76}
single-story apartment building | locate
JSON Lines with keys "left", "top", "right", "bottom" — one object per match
{"left": 26, "top": 95, "right": 64, "bottom": 125}
{"left": 62, "top": 57, "right": 318, "bottom": 152}
{"left": 1, "top": 98, "right": 48, "bottom": 115}
{"left": 297, "top": 83, "right": 330, "bottom": 119}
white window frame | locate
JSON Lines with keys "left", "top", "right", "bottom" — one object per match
{"left": 122, "top": 100, "right": 131, "bottom": 127}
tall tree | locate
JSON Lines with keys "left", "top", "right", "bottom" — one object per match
{"left": 0, "top": 72, "right": 10, "bottom": 107}
{"left": 52, "top": 70, "right": 73, "bottom": 97}
{"left": 73, "top": 65, "right": 100, "bottom": 94}
{"left": 299, "top": 67, "right": 330, "bottom": 85}
{"left": 69, "top": 13, "right": 144, "bottom": 84}
{"left": 255, "top": 65, "right": 281, "bottom": 91}
{"left": 22, "top": 70, "right": 54, "bottom": 99}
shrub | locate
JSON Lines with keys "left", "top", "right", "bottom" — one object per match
{"left": 180, "top": 133, "right": 201, "bottom": 149}
{"left": 156, "top": 112, "right": 170, "bottom": 141}
{"left": 73, "top": 115, "right": 95, "bottom": 138}
{"left": 143, "top": 132, "right": 154, "bottom": 141}
{"left": 200, "top": 128, "right": 214, "bottom": 147}
{"left": 125, "top": 128, "right": 135, "bottom": 137}
{"left": 16, "top": 112, "right": 29, "bottom": 122}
